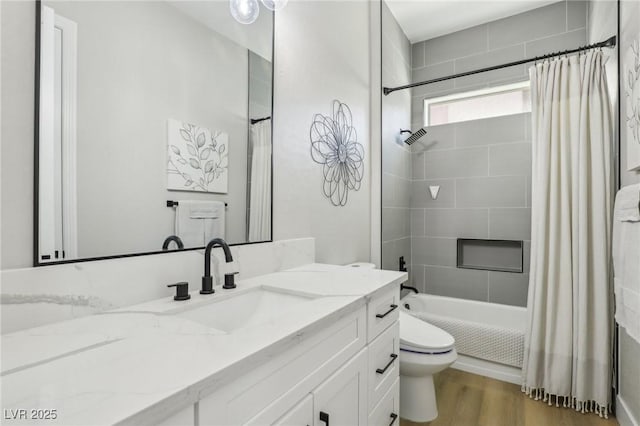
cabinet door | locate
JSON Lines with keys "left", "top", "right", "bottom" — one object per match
{"left": 274, "top": 394, "right": 313, "bottom": 426}
{"left": 313, "top": 348, "right": 368, "bottom": 426}
{"left": 368, "top": 378, "right": 399, "bottom": 426}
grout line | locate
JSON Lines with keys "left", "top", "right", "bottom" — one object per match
{"left": 382, "top": 206, "right": 412, "bottom": 210}
{"left": 454, "top": 178, "right": 457, "bottom": 209}
{"left": 487, "top": 145, "right": 491, "bottom": 177}
{"left": 486, "top": 21, "right": 490, "bottom": 51}
{"left": 423, "top": 208, "right": 426, "bottom": 237}
{"left": 383, "top": 170, "right": 413, "bottom": 180}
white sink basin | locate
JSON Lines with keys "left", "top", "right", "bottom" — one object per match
{"left": 175, "top": 287, "right": 317, "bottom": 332}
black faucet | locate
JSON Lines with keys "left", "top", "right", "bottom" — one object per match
{"left": 162, "top": 235, "right": 184, "bottom": 251}
{"left": 202, "top": 238, "right": 237, "bottom": 294}
{"left": 401, "top": 284, "right": 419, "bottom": 294}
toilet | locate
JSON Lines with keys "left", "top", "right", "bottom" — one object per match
{"left": 399, "top": 310, "right": 457, "bottom": 422}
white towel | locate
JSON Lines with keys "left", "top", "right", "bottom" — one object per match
{"left": 613, "top": 184, "right": 640, "bottom": 344}
{"left": 175, "top": 200, "right": 226, "bottom": 247}
{"left": 614, "top": 183, "right": 640, "bottom": 222}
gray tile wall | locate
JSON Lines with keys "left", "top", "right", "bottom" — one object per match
{"left": 410, "top": 1, "right": 588, "bottom": 131}
{"left": 381, "top": 3, "right": 412, "bottom": 273}
{"left": 410, "top": 114, "right": 532, "bottom": 306}
{"left": 406, "top": 1, "right": 588, "bottom": 307}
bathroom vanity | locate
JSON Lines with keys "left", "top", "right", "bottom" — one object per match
{"left": 1, "top": 264, "right": 405, "bottom": 425}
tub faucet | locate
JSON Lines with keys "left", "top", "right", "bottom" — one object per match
{"left": 401, "top": 284, "right": 419, "bottom": 294}
{"left": 202, "top": 238, "right": 237, "bottom": 294}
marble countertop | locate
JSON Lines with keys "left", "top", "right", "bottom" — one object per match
{"left": 0, "top": 264, "right": 407, "bottom": 425}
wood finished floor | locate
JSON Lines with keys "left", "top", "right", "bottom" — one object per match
{"left": 400, "top": 369, "right": 618, "bottom": 426}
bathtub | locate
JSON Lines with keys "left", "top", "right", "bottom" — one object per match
{"left": 401, "top": 293, "right": 527, "bottom": 385}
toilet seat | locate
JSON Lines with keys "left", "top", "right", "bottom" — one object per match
{"left": 400, "top": 311, "right": 455, "bottom": 354}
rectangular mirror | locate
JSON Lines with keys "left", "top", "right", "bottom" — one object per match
{"left": 35, "top": 0, "right": 273, "bottom": 265}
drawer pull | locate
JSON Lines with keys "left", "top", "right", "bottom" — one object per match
{"left": 389, "top": 413, "right": 398, "bottom": 426}
{"left": 376, "top": 304, "right": 398, "bottom": 319}
{"left": 376, "top": 353, "right": 398, "bottom": 374}
{"left": 319, "top": 411, "right": 329, "bottom": 426}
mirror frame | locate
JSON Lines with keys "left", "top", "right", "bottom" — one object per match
{"left": 32, "top": 0, "right": 275, "bottom": 266}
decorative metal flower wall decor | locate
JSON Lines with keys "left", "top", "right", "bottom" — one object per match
{"left": 310, "top": 100, "right": 365, "bottom": 206}
{"left": 621, "top": 1, "right": 640, "bottom": 171}
{"left": 625, "top": 40, "right": 640, "bottom": 147}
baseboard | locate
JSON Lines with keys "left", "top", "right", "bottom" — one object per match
{"left": 451, "top": 354, "right": 522, "bottom": 385}
{"left": 617, "top": 395, "right": 639, "bottom": 426}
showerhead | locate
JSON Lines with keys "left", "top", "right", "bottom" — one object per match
{"left": 404, "top": 127, "right": 427, "bottom": 145}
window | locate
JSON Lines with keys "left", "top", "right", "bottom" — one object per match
{"left": 424, "top": 81, "right": 531, "bottom": 126}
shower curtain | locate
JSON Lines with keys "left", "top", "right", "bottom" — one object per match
{"left": 248, "top": 120, "right": 272, "bottom": 242}
{"left": 522, "top": 50, "right": 613, "bottom": 416}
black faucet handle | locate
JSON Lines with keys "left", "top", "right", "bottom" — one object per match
{"left": 168, "top": 282, "right": 191, "bottom": 301}
{"left": 222, "top": 272, "right": 237, "bottom": 290}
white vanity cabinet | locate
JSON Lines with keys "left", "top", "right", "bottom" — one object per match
{"left": 273, "top": 395, "right": 313, "bottom": 425}
{"left": 312, "top": 348, "right": 368, "bottom": 425}
{"left": 273, "top": 348, "right": 369, "bottom": 426}
{"left": 159, "top": 286, "right": 400, "bottom": 426}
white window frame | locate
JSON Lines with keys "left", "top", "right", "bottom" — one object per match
{"left": 423, "top": 80, "right": 531, "bottom": 126}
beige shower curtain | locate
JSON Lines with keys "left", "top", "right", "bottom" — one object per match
{"left": 522, "top": 50, "right": 613, "bottom": 416}
{"left": 248, "top": 120, "right": 272, "bottom": 242}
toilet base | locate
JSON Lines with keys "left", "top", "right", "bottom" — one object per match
{"left": 400, "top": 374, "right": 438, "bottom": 422}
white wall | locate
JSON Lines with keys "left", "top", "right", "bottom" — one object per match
{"left": 616, "top": 0, "right": 640, "bottom": 187}
{"left": 587, "top": 0, "right": 627, "bottom": 185}
{"left": 272, "top": 1, "right": 372, "bottom": 265}
{"left": 589, "top": 2, "right": 640, "bottom": 423}
{"left": 0, "top": 0, "right": 34, "bottom": 269}
{"left": 1, "top": 0, "right": 374, "bottom": 269}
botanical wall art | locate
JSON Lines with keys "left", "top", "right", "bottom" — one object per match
{"left": 309, "top": 100, "right": 364, "bottom": 206}
{"left": 167, "top": 119, "right": 229, "bottom": 193}
{"left": 622, "top": 0, "right": 640, "bottom": 171}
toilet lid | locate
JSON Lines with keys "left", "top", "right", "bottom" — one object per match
{"left": 400, "top": 311, "right": 455, "bottom": 352}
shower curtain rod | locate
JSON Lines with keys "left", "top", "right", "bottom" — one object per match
{"left": 383, "top": 36, "right": 616, "bottom": 96}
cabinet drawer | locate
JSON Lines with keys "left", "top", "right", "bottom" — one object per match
{"left": 368, "top": 377, "right": 399, "bottom": 426}
{"left": 368, "top": 321, "right": 399, "bottom": 410}
{"left": 313, "top": 348, "right": 368, "bottom": 426}
{"left": 367, "top": 287, "right": 400, "bottom": 342}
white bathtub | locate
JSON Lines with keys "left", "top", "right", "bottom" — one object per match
{"left": 401, "top": 293, "right": 527, "bottom": 385}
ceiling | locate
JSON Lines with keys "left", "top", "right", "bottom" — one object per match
{"left": 168, "top": 1, "right": 273, "bottom": 60}
{"left": 385, "top": 0, "right": 562, "bottom": 43}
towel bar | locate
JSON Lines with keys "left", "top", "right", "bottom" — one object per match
{"left": 167, "top": 200, "right": 227, "bottom": 208}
